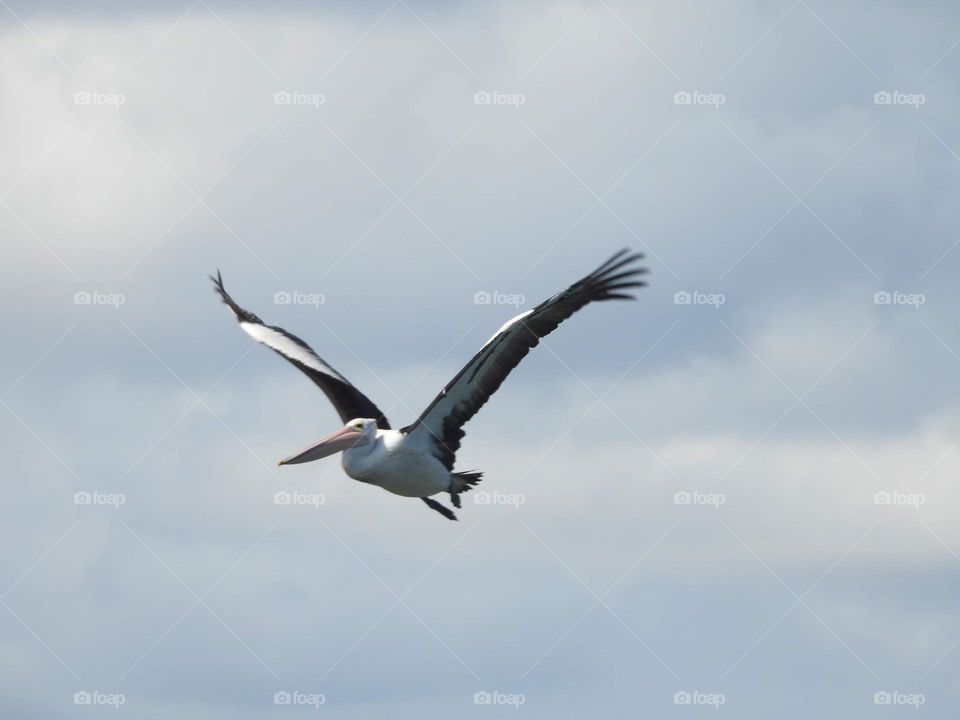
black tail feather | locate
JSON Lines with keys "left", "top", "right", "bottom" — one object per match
{"left": 450, "top": 470, "right": 483, "bottom": 494}
{"left": 449, "top": 470, "right": 483, "bottom": 509}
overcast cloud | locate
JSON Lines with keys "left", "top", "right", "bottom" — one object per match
{"left": 2, "top": 1, "right": 960, "bottom": 717}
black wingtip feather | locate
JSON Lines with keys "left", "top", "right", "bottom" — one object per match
{"left": 603, "top": 268, "right": 649, "bottom": 285}
{"left": 591, "top": 251, "right": 644, "bottom": 275}
{"left": 594, "top": 249, "right": 644, "bottom": 274}
{"left": 583, "top": 250, "right": 648, "bottom": 304}
{"left": 603, "top": 281, "right": 647, "bottom": 292}
{"left": 596, "top": 248, "right": 641, "bottom": 272}
{"left": 210, "top": 270, "right": 263, "bottom": 325}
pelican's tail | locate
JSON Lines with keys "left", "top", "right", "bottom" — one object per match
{"left": 448, "top": 470, "right": 483, "bottom": 508}
{"left": 450, "top": 470, "right": 483, "bottom": 494}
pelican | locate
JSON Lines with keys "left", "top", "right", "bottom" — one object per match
{"left": 212, "top": 250, "right": 647, "bottom": 520}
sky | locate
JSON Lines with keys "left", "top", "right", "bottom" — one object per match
{"left": 2, "top": 0, "right": 960, "bottom": 717}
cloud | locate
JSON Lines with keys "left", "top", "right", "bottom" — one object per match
{"left": 4, "top": 1, "right": 960, "bottom": 717}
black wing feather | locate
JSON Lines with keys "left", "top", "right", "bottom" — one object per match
{"left": 401, "top": 249, "right": 647, "bottom": 469}
{"left": 210, "top": 271, "right": 390, "bottom": 429}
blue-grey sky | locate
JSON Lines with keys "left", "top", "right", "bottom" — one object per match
{"left": 2, "top": 0, "right": 960, "bottom": 717}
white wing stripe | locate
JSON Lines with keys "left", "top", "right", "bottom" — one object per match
{"left": 240, "top": 322, "right": 346, "bottom": 381}
{"left": 481, "top": 309, "right": 533, "bottom": 348}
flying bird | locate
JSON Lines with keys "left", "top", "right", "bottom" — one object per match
{"left": 211, "top": 250, "right": 647, "bottom": 520}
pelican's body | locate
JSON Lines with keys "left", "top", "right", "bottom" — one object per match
{"left": 212, "top": 250, "right": 647, "bottom": 520}
{"left": 341, "top": 428, "right": 449, "bottom": 497}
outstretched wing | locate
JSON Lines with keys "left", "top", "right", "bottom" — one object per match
{"left": 401, "top": 249, "right": 646, "bottom": 469}
{"left": 211, "top": 272, "right": 390, "bottom": 429}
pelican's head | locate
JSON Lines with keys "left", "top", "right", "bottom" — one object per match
{"left": 278, "top": 418, "right": 376, "bottom": 466}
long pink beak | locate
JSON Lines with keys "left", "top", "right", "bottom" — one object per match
{"left": 278, "top": 425, "right": 368, "bottom": 466}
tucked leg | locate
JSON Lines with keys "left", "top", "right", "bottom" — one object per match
{"left": 422, "top": 497, "right": 457, "bottom": 521}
